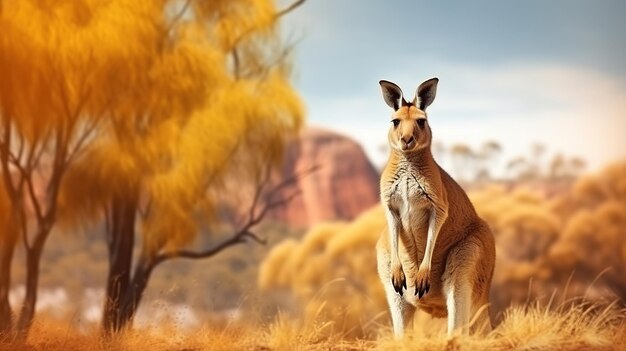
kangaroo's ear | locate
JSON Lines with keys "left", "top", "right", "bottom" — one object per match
{"left": 414, "top": 77, "right": 439, "bottom": 110}
{"left": 379, "top": 80, "right": 405, "bottom": 110}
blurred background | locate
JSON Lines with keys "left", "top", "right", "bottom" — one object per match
{"left": 0, "top": 0, "right": 625, "bottom": 342}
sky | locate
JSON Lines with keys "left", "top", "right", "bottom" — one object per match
{"left": 279, "top": 0, "right": 626, "bottom": 174}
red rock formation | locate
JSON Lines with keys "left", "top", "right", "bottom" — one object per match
{"left": 271, "top": 127, "right": 380, "bottom": 228}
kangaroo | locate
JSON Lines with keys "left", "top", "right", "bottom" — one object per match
{"left": 376, "top": 78, "right": 495, "bottom": 338}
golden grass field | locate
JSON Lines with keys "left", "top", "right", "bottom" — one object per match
{"left": 0, "top": 299, "right": 624, "bottom": 351}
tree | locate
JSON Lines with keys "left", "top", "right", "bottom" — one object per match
{"left": 0, "top": 175, "right": 17, "bottom": 333}
{"left": 51, "top": 0, "right": 307, "bottom": 333}
{"left": 0, "top": 2, "right": 108, "bottom": 336}
{"left": 1, "top": 0, "right": 305, "bottom": 336}
{"left": 549, "top": 153, "right": 567, "bottom": 180}
{"left": 569, "top": 157, "right": 586, "bottom": 178}
{"left": 450, "top": 143, "right": 475, "bottom": 182}
{"left": 432, "top": 141, "right": 446, "bottom": 165}
{"left": 476, "top": 140, "right": 502, "bottom": 182}
{"left": 529, "top": 142, "right": 546, "bottom": 179}
{"left": 0, "top": 0, "right": 149, "bottom": 336}
{"left": 507, "top": 156, "right": 529, "bottom": 180}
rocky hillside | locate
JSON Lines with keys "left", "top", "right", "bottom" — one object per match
{"left": 270, "top": 127, "right": 380, "bottom": 228}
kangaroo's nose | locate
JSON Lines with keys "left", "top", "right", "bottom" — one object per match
{"left": 402, "top": 136, "right": 415, "bottom": 145}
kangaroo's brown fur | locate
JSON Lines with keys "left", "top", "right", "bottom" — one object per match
{"left": 376, "top": 78, "right": 495, "bottom": 338}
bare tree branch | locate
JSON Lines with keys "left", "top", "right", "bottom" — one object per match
{"left": 243, "top": 231, "right": 266, "bottom": 245}
{"left": 66, "top": 116, "right": 101, "bottom": 164}
{"left": 272, "top": 164, "right": 319, "bottom": 194}
{"left": 6, "top": 143, "right": 45, "bottom": 225}
{"left": 16, "top": 129, "right": 24, "bottom": 163}
{"left": 276, "top": 0, "right": 306, "bottom": 19}
{"left": 153, "top": 231, "right": 247, "bottom": 265}
{"left": 153, "top": 164, "right": 317, "bottom": 265}
{"left": 138, "top": 196, "right": 152, "bottom": 220}
{"left": 257, "top": 188, "right": 302, "bottom": 223}
{"left": 202, "top": 142, "right": 241, "bottom": 190}
{"left": 33, "top": 141, "right": 48, "bottom": 181}
{"left": 235, "top": 0, "right": 307, "bottom": 45}
{"left": 165, "top": 0, "right": 192, "bottom": 36}
{"left": 24, "top": 174, "right": 43, "bottom": 224}
{"left": 249, "top": 38, "right": 301, "bottom": 80}
{"left": 232, "top": 47, "right": 241, "bottom": 79}
{"left": 0, "top": 114, "right": 36, "bottom": 251}
{"left": 18, "top": 203, "right": 30, "bottom": 251}
{"left": 227, "top": 0, "right": 306, "bottom": 78}
{"left": 248, "top": 163, "right": 273, "bottom": 224}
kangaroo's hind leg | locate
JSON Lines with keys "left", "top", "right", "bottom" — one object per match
{"left": 442, "top": 236, "right": 482, "bottom": 337}
{"left": 470, "top": 286, "right": 493, "bottom": 335}
{"left": 471, "top": 227, "right": 495, "bottom": 335}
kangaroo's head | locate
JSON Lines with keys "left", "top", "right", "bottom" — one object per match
{"left": 379, "top": 78, "right": 438, "bottom": 153}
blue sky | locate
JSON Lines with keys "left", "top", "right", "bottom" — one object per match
{"left": 279, "top": 0, "right": 626, "bottom": 173}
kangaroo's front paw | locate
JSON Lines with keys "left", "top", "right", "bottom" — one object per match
{"left": 414, "top": 267, "right": 431, "bottom": 298}
{"left": 391, "top": 264, "right": 406, "bottom": 296}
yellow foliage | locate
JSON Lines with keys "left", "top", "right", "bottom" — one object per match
{"left": 15, "top": 0, "right": 307, "bottom": 255}
{"left": 546, "top": 201, "right": 626, "bottom": 294}
{"left": 0, "top": 1, "right": 162, "bottom": 135}
{"left": 195, "top": 0, "right": 276, "bottom": 51}
{"left": 259, "top": 238, "right": 300, "bottom": 289}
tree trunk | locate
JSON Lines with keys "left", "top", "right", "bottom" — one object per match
{"left": 15, "top": 236, "right": 46, "bottom": 338}
{"left": 102, "top": 190, "right": 139, "bottom": 334}
{"left": 116, "top": 257, "right": 155, "bottom": 330}
{"left": 0, "top": 232, "right": 16, "bottom": 335}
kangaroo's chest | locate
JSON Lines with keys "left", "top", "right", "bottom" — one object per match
{"left": 387, "top": 166, "right": 432, "bottom": 231}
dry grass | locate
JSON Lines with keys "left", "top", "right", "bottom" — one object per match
{"left": 1, "top": 301, "right": 624, "bottom": 351}
{"left": 380, "top": 302, "right": 626, "bottom": 351}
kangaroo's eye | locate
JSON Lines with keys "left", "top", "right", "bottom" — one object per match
{"left": 391, "top": 119, "right": 400, "bottom": 127}
{"left": 417, "top": 119, "right": 426, "bottom": 128}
